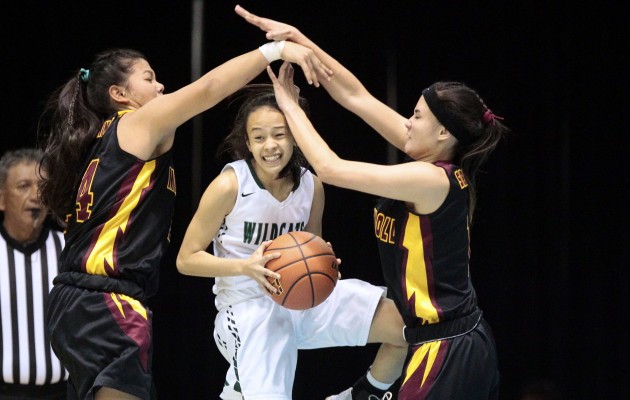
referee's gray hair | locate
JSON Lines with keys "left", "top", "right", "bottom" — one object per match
{"left": 0, "top": 148, "right": 44, "bottom": 188}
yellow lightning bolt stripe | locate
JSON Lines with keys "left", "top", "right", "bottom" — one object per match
{"left": 110, "top": 293, "right": 148, "bottom": 320}
{"left": 86, "top": 160, "right": 155, "bottom": 275}
{"left": 402, "top": 341, "right": 442, "bottom": 387}
{"left": 403, "top": 214, "right": 439, "bottom": 323}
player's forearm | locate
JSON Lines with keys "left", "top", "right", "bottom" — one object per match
{"left": 176, "top": 251, "right": 248, "bottom": 278}
{"left": 282, "top": 103, "right": 341, "bottom": 184}
{"left": 196, "top": 49, "right": 269, "bottom": 109}
{"left": 293, "top": 33, "right": 370, "bottom": 110}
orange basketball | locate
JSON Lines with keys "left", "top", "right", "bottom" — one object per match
{"left": 263, "top": 231, "right": 339, "bottom": 310}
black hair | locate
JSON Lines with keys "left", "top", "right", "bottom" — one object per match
{"left": 38, "top": 49, "right": 146, "bottom": 221}
{"left": 217, "top": 84, "right": 311, "bottom": 188}
{"left": 430, "top": 81, "right": 510, "bottom": 221}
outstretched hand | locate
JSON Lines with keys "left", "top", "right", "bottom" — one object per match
{"left": 235, "top": 4, "right": 298, "bottom": 42}
{"left": 281, "top": 42, "right": 332, "bottom": 87}
{"left": 325, "top": 241, "right": 343, "bottom": 280}
{"left": 267, "top": 62, "right": 300, "bottom": 112}
{"left": 236, "top": 4, "right": 332, "bottom": 87}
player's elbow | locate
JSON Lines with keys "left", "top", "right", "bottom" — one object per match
{"left": 175, "top": 252, "right": 193, "bottom": 275}
{"left": 313, "top": 157, "right": 341, "bottom": 185}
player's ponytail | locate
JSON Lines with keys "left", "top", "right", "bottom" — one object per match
{"left": 38, "top": 48, "right": 146, "bottom": 222}
{"left": 38, "top": 71, "right": 100, "bottom": 222}
{"left": 428, "top": 82, "right": 510, "bottom": 222}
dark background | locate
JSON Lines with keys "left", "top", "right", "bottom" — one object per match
{"left": 2, "top": 1, "right": 628, "bottom": 399}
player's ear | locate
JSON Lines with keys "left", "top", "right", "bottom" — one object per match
{"left": 109, "top": 85, "right": 128, "bottom": 104}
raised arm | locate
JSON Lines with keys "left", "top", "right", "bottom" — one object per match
{"left": 268, "top": 63, "right": 449, "bottom": 215}
{"left": 120, "top": 40, "right": 333, "bottom": 160}
{"left": 235, "top": 5, "right": 409, "bottom": 151}
{"left": 304, "top": 174, "right": 325, "bottom": 237}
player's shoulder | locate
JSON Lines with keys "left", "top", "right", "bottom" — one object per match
{"left": 211, "top": 167, "right": 238, "bottom": 192}
{"left": 310, "top": 172, "right": 323, "bottom": 190}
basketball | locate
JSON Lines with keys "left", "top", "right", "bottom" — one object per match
{"left": 263, "top": 231, "right": 339, "bottom": 310}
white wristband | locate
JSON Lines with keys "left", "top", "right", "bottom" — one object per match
{"left": 258, "top": 40, "right": 286, "bottom": 63}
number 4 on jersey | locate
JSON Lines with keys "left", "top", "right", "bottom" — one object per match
{"left": 76, "top": 159, "right": 99, "bottom": 222}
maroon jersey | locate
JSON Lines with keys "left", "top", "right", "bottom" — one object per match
{"left": 374, "top": 161, "right": 499, "bottom": 399}
{"left": 55, "top": 111, "right": 176, "bottom": 300}
{"left": 373, "top": 161, "right": 476, "bottom": 327}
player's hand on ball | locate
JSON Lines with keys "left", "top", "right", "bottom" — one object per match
{"left": 244, "top": 241, "right": 282, "bottom": 294}
{"left": 325, "top": 241, "right": 342, "bottom": 279}
{"left": 263, "top": 232, "right": 339, "bottom": 309}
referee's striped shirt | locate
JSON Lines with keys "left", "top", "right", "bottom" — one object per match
{"left": 0, "top": 224, "right": 68, "bottom": 385}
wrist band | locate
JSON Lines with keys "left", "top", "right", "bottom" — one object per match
{"left": 258, "top": 40, "right": 286, "bottom": 63}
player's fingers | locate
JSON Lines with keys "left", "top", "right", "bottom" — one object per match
{"left": 263, "top": 266, "right": 281, "bottom": 280}
{"left": 277, "top": 61, "right": 289, "bottom": 82}
{"left": 267, "top": 29, "right": 291, "bottom": 41}
{"left": 261, "top": 276, "right": 281, "bottom": 295}
{"left": 280, "top": 63, "right": 296, "bottom": 94}
{"left": 234, "top": 5, "right": 257, "bottom": 24}
{"left": 264, "top": 251, "right": 281, "bottom": 262}
{"left": 312, "top": 59, "right": 333, "bottom": 83}
{"left": 296, "top": 60, "right": 315, "bottom": 86}
{"left": 266, "top": 65, "right": 279, "bottom": 84}
{"left": 287, "top": 63, "right": 295, "bottom": 84}
{"left": 261, "top": 281, "right": 278, "bottom": 296}
{"left": 256, "top": 240, "right": 274, "bottom": 254}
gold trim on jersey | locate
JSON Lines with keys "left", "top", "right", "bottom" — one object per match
{"left": 85, "top": 160, "right": 155, "bottom": 276}
{"left": 97, "top": 110, "right": 135, "bottom": 138}
{"left": 403, "top": 213, "right": 440, "bottom": 323}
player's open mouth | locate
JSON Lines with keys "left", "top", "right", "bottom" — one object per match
{"left": 263, "top": 155, "right": 281, "bottom": 162}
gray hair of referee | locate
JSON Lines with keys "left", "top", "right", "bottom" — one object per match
{"left": 0, "top": 148, "right": 44, "bottom": 189}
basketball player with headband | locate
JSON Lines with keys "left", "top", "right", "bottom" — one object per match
{"left": 236, "top": 5, "right": 511, "bottom": 399}
{"left": 176, "top": 85, "right": 407, "bottom": 399}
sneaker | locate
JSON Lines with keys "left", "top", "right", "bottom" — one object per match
{"left": 368, "top": 393, "right": 392, "bottom": 400}
{"left": 326, "top": 388, "right": 392, "bottom": 400}
{"left": 325, "top": 387, "right": 352, "bottom": 400}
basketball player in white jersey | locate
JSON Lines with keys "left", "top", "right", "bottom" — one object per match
{"left": 176, "top": 85, "right": 407, "bottom": 399}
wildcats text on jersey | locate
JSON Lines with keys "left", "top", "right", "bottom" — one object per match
{"left": 243, "top": 221, "right": 306, "bottom": 245}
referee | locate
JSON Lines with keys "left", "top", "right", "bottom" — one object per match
{"left": 0, "top": 149, "right": 67, "bottom": 400}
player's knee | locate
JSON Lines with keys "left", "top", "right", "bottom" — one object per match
{"left": 369, "top": 298, "right": 406, "bottom": 346}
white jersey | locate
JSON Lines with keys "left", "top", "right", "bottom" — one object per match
{"left": 212, "top": 159, "right": 314, "bottom": 310}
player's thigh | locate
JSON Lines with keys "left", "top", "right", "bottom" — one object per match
{"left": 296, "top": 279, "right": 385, "bottom": 348}
{"left": 367, "top": 297, "right": 407, "bottom": 346}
